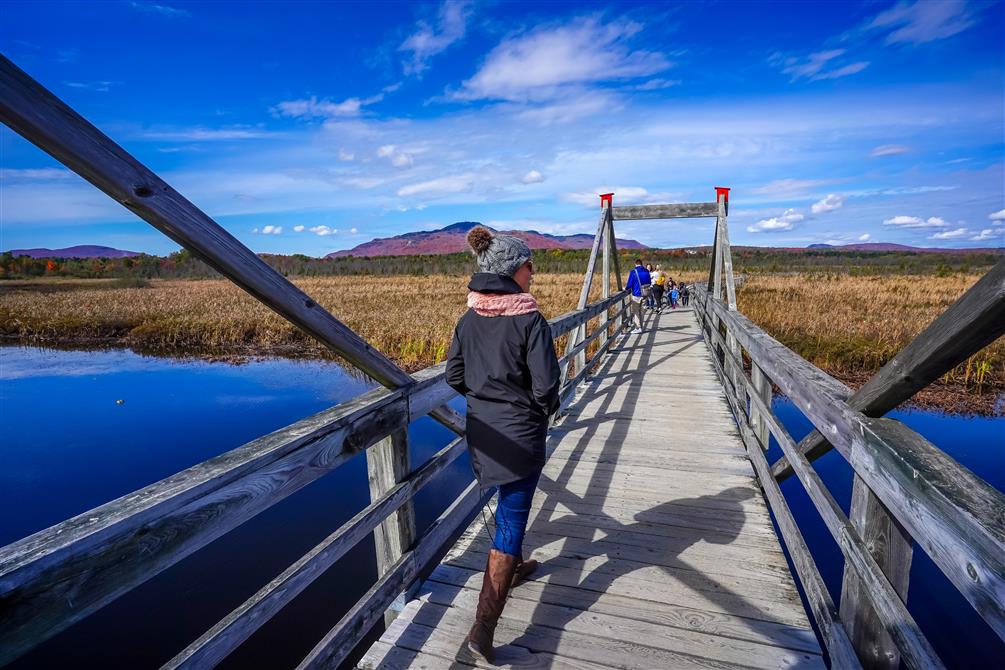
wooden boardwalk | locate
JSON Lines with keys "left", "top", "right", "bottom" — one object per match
{"left": 359, "top": 306, "right": 825, "bottom": 669}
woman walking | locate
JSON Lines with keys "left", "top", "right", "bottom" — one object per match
{"left": 651, "top": 265, "right": 665, "bottom": 314}
{"left": 446, "top": 226, "right": 561, "bottom": 664}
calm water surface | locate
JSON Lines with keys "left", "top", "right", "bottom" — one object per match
{"left": 1, "top": 346, "right": 1002, "bottom": 668}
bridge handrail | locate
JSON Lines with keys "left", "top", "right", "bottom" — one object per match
{"left": 691, "top": 283, "right": 1005, "bottom": 669}
{"left": 0, "top": 289, "right": 628, "bottom": 667}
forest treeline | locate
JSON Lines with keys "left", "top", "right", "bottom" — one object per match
{"left": 1, "top": 246, "right": 999, "bottom": 280}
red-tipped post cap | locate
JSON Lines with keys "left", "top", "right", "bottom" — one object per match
{"left": 714, "top": 186, "right": 731, "bottom": 201}
{"left": 599, "top": 193, "right": 614, "bottom": 207}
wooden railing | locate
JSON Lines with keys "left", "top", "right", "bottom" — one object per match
{"left": 0, "top": 289, "right": 629, "bottom": 668}
{"left": 0, "top": 54, "right": 632, "bottom": 668}
{"left": 691, "top": 262, "right": 1005, "bottom": 670}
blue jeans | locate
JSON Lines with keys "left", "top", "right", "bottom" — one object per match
{"left": 492, "top": 470, "right": 541, "bottom": 556}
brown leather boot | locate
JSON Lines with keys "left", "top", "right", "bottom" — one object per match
{"left": 511, "top": 556, "right": 539, "bottom": 588}
{"left": 465, "top": 548, "right": 518, "bottom": 664}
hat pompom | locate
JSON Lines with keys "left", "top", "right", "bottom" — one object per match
{"left": 467, "top": 226, "right": 493, "bottom": 254}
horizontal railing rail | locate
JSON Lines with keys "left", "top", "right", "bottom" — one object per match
{"left": 0, "top": 289, "right": 628, "bottom": 667}
{"left": 691, "top": 282, "right": 1005, "bottom": 669}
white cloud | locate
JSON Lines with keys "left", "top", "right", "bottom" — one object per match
{"left": 560, "top": 186, "right": 674, "bottom": 208}
{"left": 858, "top": 233, "right": 871, "bottom": 241}
{"left": 633, "top": 78, "right": 681, "bottom": 91}
{"left": 1, "top": 168, "right": 75, "bottom": 180}
{"left": 338, "top": 148, "right": 355, "bottom": 161}
{"left": 751, "top": 178, "right": 831, "bottom": 199}
{"left": 811, "top": 193, "right": 844, "bottom": 214}
{"left": 747, "top": 208, "right": 805, "bottom": 233}
{"left": 391, "top": 152, "right": 414, "bottom": 168}
{"left": 521, "top": 170, "right": 545, "bottom": 184}
{"left": 309, "top": 225, "right": 337, "bottom": 236}
{"left": 400, "top": 0, "right": 474, "bottom": 76}
{"left": 930, "top": 227, "right": 967, "bottom": 240}
{"left": 771, "top": 49, "right": 869, "bottom": 82}
{"left": 377, "top": 144, "right": 414, "bottom": 167}
{"left": 64, "top": 80, "right": 122, "bottom": 92}
{"left": 870, "top": 144, "right": 911, "bottom": 157}
{"left": 139, "top": 126, "right": 270, "bottom": 141}
{"left": 274, "top": 96, "right": 365, "bottom": 119}
{"left": 293, "top": 225, "right": 305, "bottom": 232}
{"left": 131, "top": 2, "right": 190, "bottom": 19}
{"left": 883, "top": 215, "right": 949, "bottom": 228}
{"left": 989, "top": 209, "right": 1005, "bottom": 222}
{"left": 455, "top": 17, "right": 670, "bottom": 102}
{"left": 397, "top": 174, "right": 475, "bottom": 197}
{"left": 866, "top": 0, "right": 981, "bottom": 45}
{"left": 350, "top": 227, "right": 359, "bottom": 234}
{"left": 259, "top": 225, "right": 282, "bottom": 235}
{"left": 971, "top": 228, "right": 1003, "bottom": 242}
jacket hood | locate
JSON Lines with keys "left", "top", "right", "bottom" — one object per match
{"left": 467, "top": 272, "right": 522, "bottom": 294}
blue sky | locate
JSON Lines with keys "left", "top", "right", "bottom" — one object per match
{"left": 2, "top": 0, "right": 1003, "bottom": 255}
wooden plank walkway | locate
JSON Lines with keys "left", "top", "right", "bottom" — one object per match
{"left": 359, "top": 306, "right": 825, "bottom": 669}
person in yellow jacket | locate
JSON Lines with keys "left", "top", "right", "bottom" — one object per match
{"left": 651, "top": 265, "right": 666, "bottom": 312}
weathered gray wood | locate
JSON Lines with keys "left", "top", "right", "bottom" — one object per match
{"left": 749, "top": 362, "right": 772, "bottom": 449}
{"left": 557, "top": 328, "right": 616, "bottom": 412}
{"left": 296, "top": 479, "right": 492, "bottom": 670}
{"left": 712, "top": 347, "right": 942, "bottom": 669}
{"left": 840, "top": 478, "right": 915, "bottom": 669}
{"left": 718, "top": 193, "right": 737, "bottom": 311}
{"left": 549, "top": 291, "right": 628, "bottom": 340}
{"left": 695, "top": 285, "right": 1005, "bottom": 641}
{"left": 612, "top": 202, "right": 718, "bottom": 220}
{"left": 561, "top": 208, "right": 607, "bottom": 390}
{"left": 771, "top": 256, "right": 1005, "bottom": 482}
{"left": 164, "top": 437, "right": 466, "bottom": 670}
{"left": 559, "top": 303, "right": 627, "bottom": 366}
{"left": 600, "top": 205, "right": 612, "bottom": 351}
{"left": 0, "top": 56, "right": 466, "bottom": 438}
{"left": 366, "top": 428, "right": 415, "bottom": 626}
{"left": 0, "top": 384, "right": 408, "bottom": 665}
{"left": 699, "top": 334, "right": 861, "bottom": 668}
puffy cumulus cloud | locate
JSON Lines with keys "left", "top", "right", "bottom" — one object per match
{"left": 454, "top": 17, "right": 670, "bottom": 102}
{"left": 521, "top": 170, "right": 545, "bottom": 184}
{"left": 882, "top": 215, "right": 948, "bottom": 228}
{"left": 870, "top": 144, "right": 911, "bottom": 157}
{"left": 858, "top": 233, "right": 871, "bottom": 241}
{"left": 865, "top": 0, "right": 983, "bottom": 45}
{"left": 399, "top": 0, "right": 474, "bottom": 76}
{"left": 989, "top": 209, "right": 1005, "bottom": 222}
{"left": 769, "top": 49, "right": 868, "bottom": 82}
{"left": 293, "top": 225, "right": 305, "bottom": 232}
{"left": 971, "top": 228, "right": 1003, "bottom": 242}
{"left": 253, "top": 225, "right": 282, "bottom": 235}
{"left": 747, "top": 208, "right": 805, "bottom": 233}
{"left": 309, "top": 225, "right": 337, "bottom": 236}
{"left": 930, "top": 227, "right": 967, "bottom": 239}
{"left": 811, "top": 193, "right": 844, "bottom": 214}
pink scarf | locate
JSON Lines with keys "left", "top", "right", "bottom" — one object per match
{"left": 467, "top": 291, "right": 539, "bottom": 317}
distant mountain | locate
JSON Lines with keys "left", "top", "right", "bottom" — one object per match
{"left": 327, "top": 221, "right": 647, "bottom": 258}
{"left": 5, "top": 245, "right": 141, "bottom": 259}
{"left": 805, "top": 242, "right": 1000, "bottom": 254}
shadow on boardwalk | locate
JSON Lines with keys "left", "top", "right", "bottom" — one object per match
{"left": 363, "top": 309, "right": 820, "bottom": 669}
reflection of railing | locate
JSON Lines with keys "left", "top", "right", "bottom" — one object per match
{"left": 0, "top": 55, "right": 631, "bottom": 668}
{"left": 692, "top": 257, "right": 1005, "bottom": 668}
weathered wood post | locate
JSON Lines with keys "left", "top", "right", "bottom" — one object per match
{"left": 559, "top": 202, "right": 607, "bottom": 391}
{"left": 365, "top": 428, "right": 416, "bottom": 626}
{"left": 605, "top": 195, "right": 625, "bottom": 333}
{"left": 840, "top": 480, "right": 914, "bottom": 669}
{"left": 599, "top": 195, "right": 612, "bottom": 351}
{"left": 714, "top": 187, "right": 746, "bottom": 415}
{"left": 749, "top": 363, "right": 772, "bottom": 449}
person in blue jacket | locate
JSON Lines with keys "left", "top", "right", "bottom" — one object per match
{"left": 625, "top": 259, "right": 651, "bottom": 334}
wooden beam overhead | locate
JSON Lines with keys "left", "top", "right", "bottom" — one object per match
{"left": 612, "top": 202, "right": 718, "bottom": 220}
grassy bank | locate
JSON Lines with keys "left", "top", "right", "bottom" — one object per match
{"left": 1, "top": 272, "right": 1000, "bottom": 413}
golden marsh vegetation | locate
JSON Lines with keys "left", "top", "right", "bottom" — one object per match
{"left": 1, "top": 270, "right": 1000, "bottom": 410}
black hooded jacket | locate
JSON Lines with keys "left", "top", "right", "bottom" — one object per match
{"left": 446, "top": 273, "right": 561, "bottom": 488}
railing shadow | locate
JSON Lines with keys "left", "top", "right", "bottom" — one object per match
{"left": 366, "top": 308, "right": 814, "bottom": 668}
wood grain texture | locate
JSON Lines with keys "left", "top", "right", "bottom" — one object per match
{"left": 612, "top": 202, "right": 718, "bottom": 220}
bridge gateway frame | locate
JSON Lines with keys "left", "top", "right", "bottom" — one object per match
{"left": 2, "top": 53, "right": 1004, "bottom": 670}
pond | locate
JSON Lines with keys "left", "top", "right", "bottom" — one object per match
{"left": 1, "top": 346, "right": 1002, "bottom": 668}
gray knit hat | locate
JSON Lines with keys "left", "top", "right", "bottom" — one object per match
{"left": 466, "top": 226, "right": 532, "bottom": 277}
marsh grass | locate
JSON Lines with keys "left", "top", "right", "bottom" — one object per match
{"left": 2, "top": 271, "right": 1000, "bottom": 398}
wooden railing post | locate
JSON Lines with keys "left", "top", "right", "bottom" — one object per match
{"left": 840, "top": 478, "right": 914, "bottom": 669}
{"left": 599, "top": 205, "right": 611, "bottom": 352}
{"left": 366, "top": 428, "right": 416, "bottom": 626}
{"left": 749, "top": 362, "right": 772, "bottom": 449}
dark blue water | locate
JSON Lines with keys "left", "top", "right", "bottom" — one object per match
{"left": 0, "top": 346, "right": 472, "bottom": 669}
{"left": 769, "top": 397, "right": 1005, "bottom": 669}
{"left": 2, "top": 347, "right": 1002, "bottom": 668}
